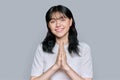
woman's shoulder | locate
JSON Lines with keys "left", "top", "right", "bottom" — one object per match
{"left": 35, "top": 43, "right": 44, "bottom": 53}
{"left": 78, "top": 42, "right": 91, "bottom": 55}
{"left": 79, "top": 42, "right": 90, "bottom": 49}
{"left": 36, "top": 43, "right": 43, "bottom": 49}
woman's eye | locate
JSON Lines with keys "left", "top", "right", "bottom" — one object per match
{"left": 60, "top": 18, "right": 65, "bottom": 21}
{"left": 50, "top": 20, "right": 55, "bottom": 23}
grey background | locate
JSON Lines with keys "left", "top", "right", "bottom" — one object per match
{"left": 0, "top": 0, "right": 120, "bottom": 80}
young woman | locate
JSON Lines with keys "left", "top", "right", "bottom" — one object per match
{"left": 31, "top": 5, "right": 93, "bottom": 80}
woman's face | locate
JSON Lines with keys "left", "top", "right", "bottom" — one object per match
{"left": 48, "top": 12, "right": 72, "bottom": 39}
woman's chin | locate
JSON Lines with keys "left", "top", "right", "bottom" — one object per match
{"left": 55, "top": 35, "right": 64, "bottom": 39}
{"left": 54, "top": 32, "right": 69, "bottom": 39}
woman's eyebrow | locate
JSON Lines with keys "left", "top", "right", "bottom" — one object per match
{"left": 51, "top": 17, "right": 56, "bottom": 20}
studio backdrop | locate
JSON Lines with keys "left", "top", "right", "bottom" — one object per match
{"left": 0, "top": 0, "right": 120, "bottom": 80}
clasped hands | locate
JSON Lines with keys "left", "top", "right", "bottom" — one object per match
{"left": 54, "top": 42, "right": 70, "bottom": 71}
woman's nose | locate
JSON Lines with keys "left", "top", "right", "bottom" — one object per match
{"left": 56, "top": 20, "right": 60, "bottom": 26}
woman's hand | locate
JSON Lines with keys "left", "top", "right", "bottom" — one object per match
{"left": 54, "top": 42, "right": 70, "bottom": 71}
{"left": 54, "top": 42, "right": 62, "bottom": 69}
{"left": 60, "top": 42, "right": 69, "bottom": 71}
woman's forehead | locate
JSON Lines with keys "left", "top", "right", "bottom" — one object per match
{"left": 51, "top": 12, "right": 66, "bottom": 19}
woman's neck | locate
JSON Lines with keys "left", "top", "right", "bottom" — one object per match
{"left": 56, "top": 36, "right": 69, "bottom": 45}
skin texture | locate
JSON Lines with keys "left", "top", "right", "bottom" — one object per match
{"left": 31, "top": 12, "right": 92, "bottom": 80}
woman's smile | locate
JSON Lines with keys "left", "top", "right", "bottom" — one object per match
{"left": 55, "top": 27, "right": 64, "bottom": 33}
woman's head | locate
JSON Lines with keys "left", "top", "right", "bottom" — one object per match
{"left": 45, "top": 5, "right": 76, "bottom": 38}
{"left": 42, "top": 5, "right": 79, "bottom": 55}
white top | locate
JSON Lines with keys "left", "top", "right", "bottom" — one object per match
{"left": 31, "top": 42, "right": 93, "bottom": 80}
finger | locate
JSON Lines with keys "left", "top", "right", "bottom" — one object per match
{"left": 58, "top": 42, "right": 63, "bottom": 58}
{"left": 58, "top": 42, "right": 63, "bottom": 55}
{"left": 60, "top": 42, "right": 66, "bottom": 60}
{"left": 58, "top": 48, "right": 62, "bottom": 60}
{"left": 59, "top": 41, "right": 64, "bottom": 52}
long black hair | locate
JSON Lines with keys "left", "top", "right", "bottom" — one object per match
{"left": 42, "top": 5, "right": 80, "bottom": 55}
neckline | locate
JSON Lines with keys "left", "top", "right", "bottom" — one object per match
{"left": 55, "top": 42, "right": 69, "bottom": 48}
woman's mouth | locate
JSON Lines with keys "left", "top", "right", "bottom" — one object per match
{"left": 55, "top": 28, "right": 64, "bottom": 32}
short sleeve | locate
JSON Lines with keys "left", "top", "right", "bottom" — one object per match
{"left": 31, "top": 44, "right": 44, "bottom": 77}
{"left": 80, "top": 43, "right": 93, "bottom": 78}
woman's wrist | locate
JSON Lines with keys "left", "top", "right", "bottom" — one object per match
{"left": 52, "top": 64, "right": 60, "bottom": 71}
{"left": 62, "top": 64, "right": 71, "bottom": 72}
